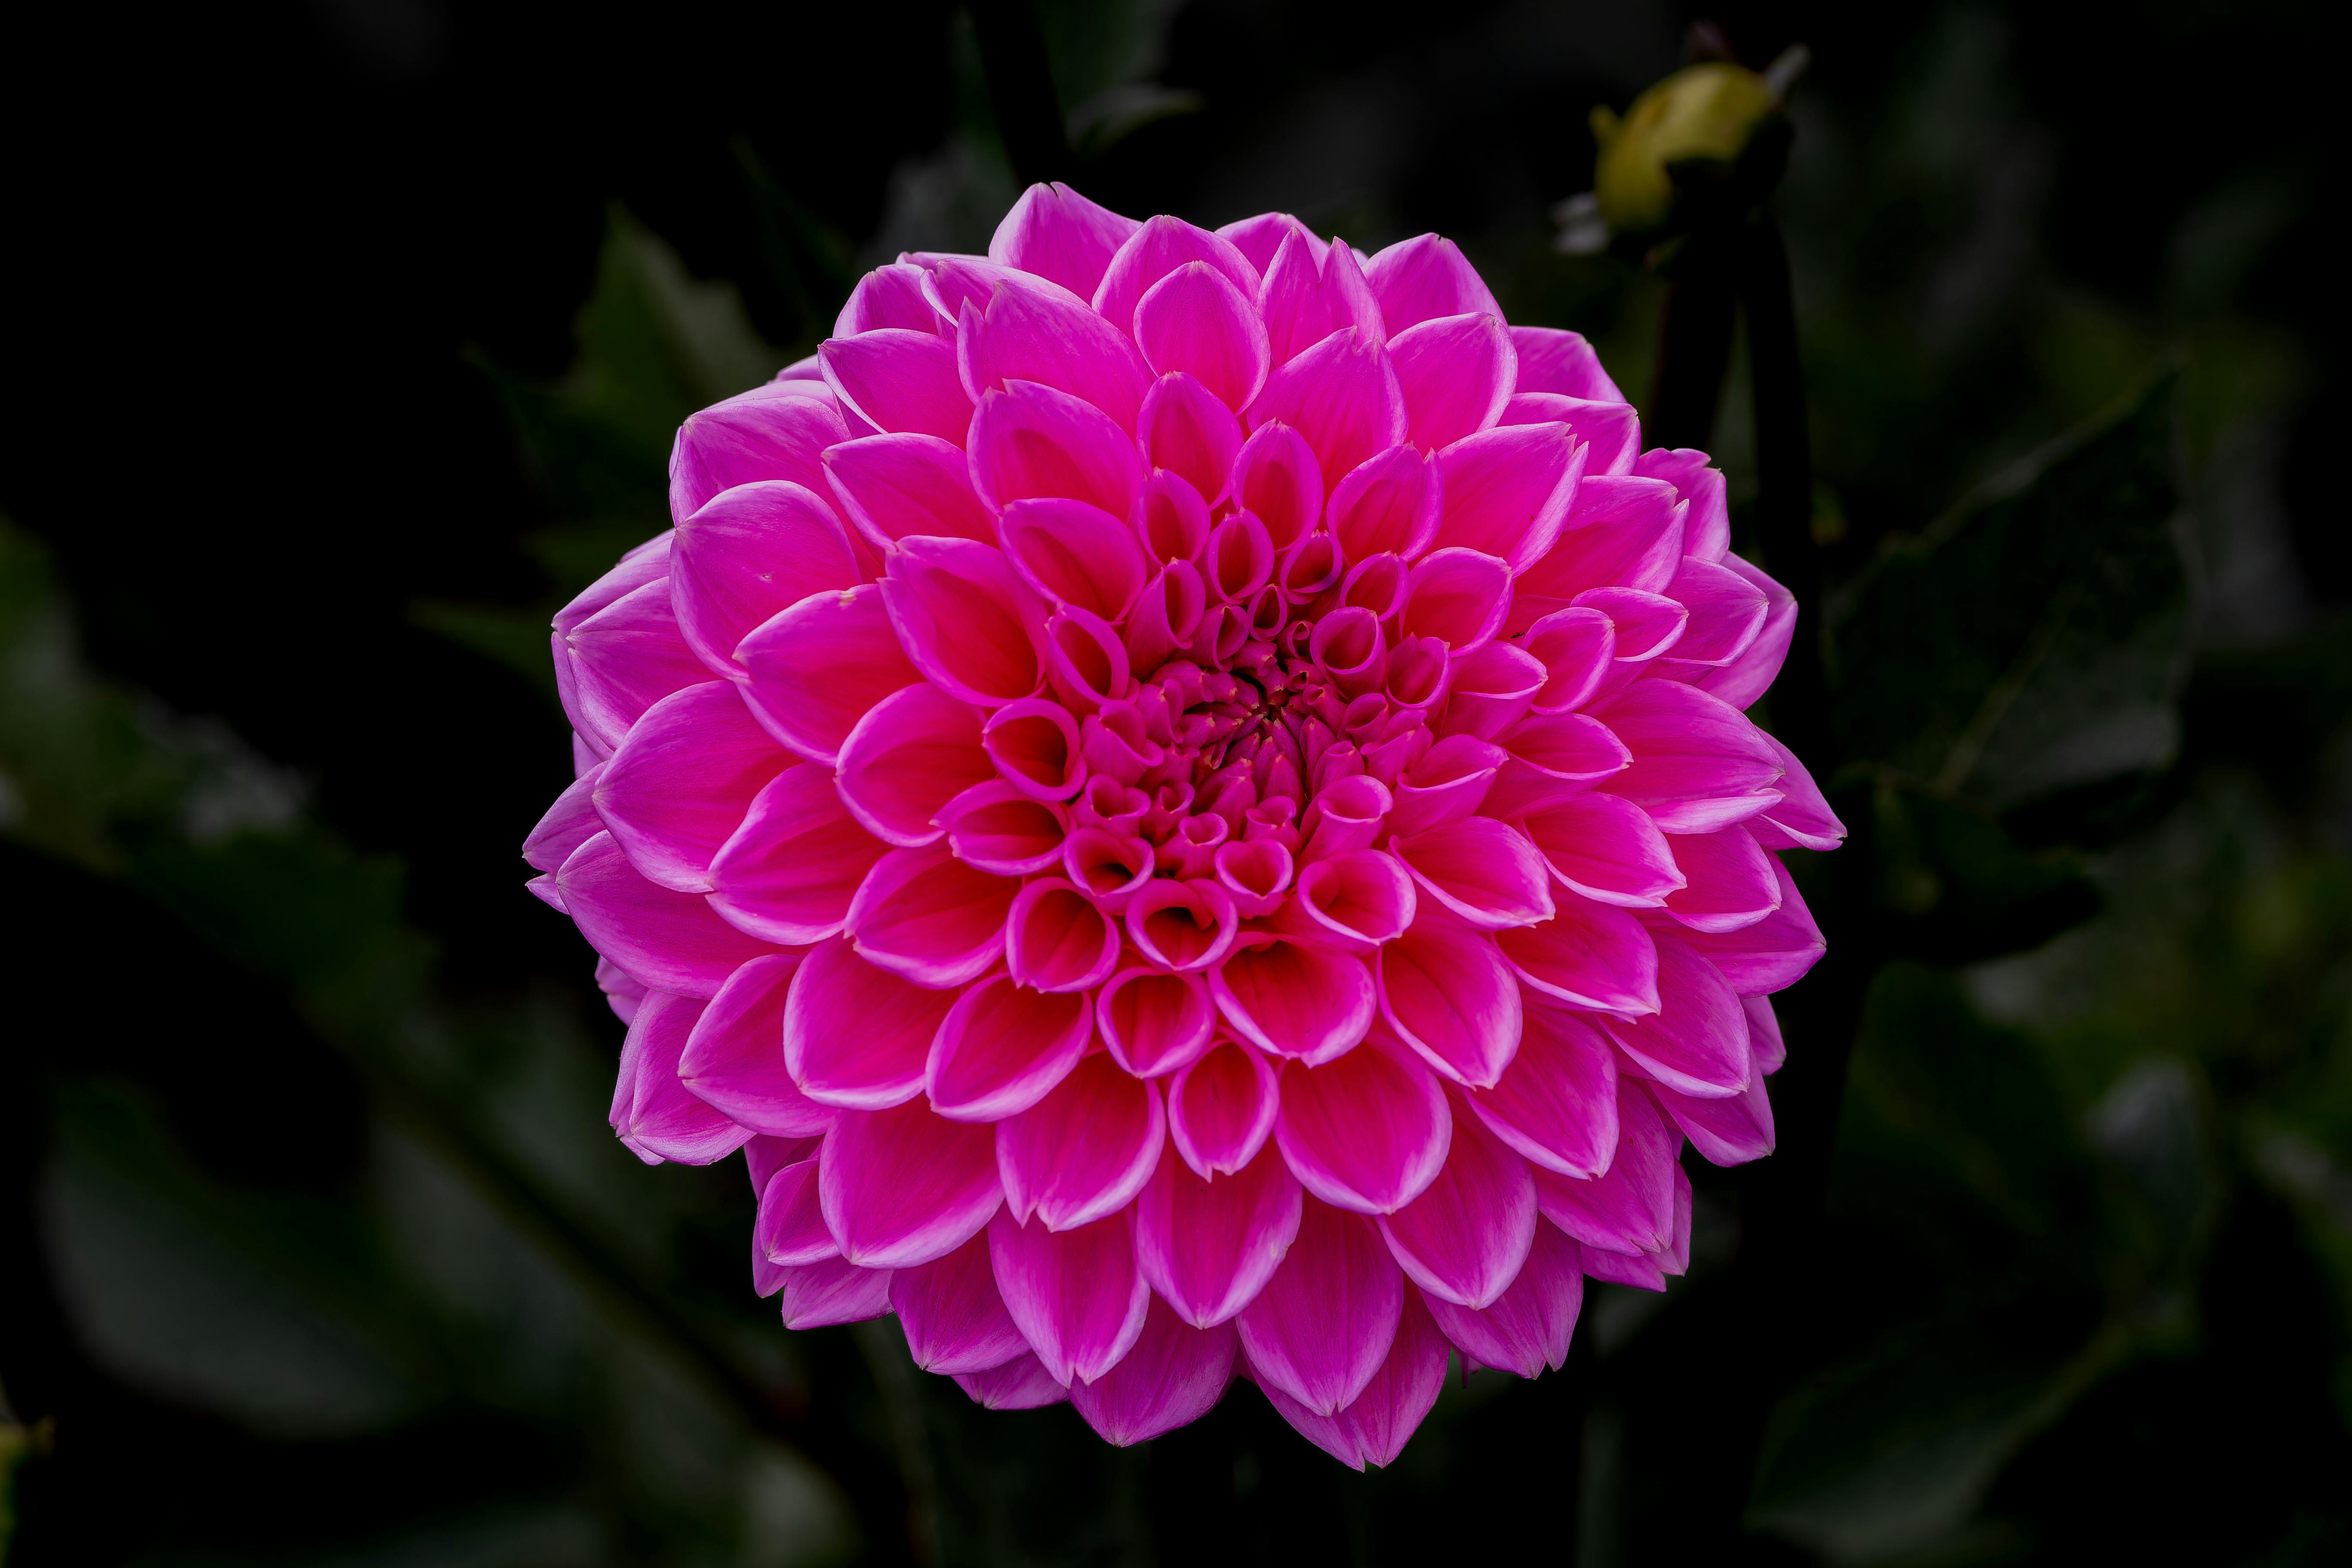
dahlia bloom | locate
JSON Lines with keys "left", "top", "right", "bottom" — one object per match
{"left": 524, "top": 184, "right": 1840, "bottom": 1466}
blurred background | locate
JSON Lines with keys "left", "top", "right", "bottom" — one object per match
{"left": 3, "top": 0, "right": 2349, "bottom": 1562}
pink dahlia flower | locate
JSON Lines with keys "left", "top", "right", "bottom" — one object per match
{"left": 525, "top": 184, "right": 1842, "bottom": 1466}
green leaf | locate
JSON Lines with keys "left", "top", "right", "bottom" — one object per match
{"left": 1828, "top": 372, "right": 2191, "bottom": 812}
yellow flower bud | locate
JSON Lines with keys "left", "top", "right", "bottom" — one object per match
{"left": 1591, "top": 61, "right": 1782, "bottom": 235}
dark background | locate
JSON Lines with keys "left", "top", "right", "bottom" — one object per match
{"left": 3, "top": 1, "right": 2350, "bottom": 1564}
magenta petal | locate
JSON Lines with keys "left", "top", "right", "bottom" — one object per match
{"left": 1658, "top": 555, "right": 1770, "bottom": 668}
{"left": 708, "top": 765, "right": 888, "bottom": 945}
{"left": 784, "top": 936, "right": 955, "bottom": 1108}
{"left": 1004, "top": 878, "right": 1121, "bottom": 992}
{"left": 954, "top": 1352, "right": 1071, "bottom": 1409}
{"left": 1510, "top": 326, "right": 1624, "bottom": 402}
{"left": 1400, "top": 547, "right": 1513, "bottom": 653}
{"left": 1261, "top": 1283, "right": 1451, "bottom": 1470}
{"left": 959, "top": 281, "right": 1153, "bottom": 432}
{"left": 823, "top": 433, "right": 997, "bottom": 551}
{"left": 836, "top": 262, "right": 944, "bottom": 336}
{"left": 1070, "top": 1297, "right": 1238, "bottom": 1445}
{"left": 1638, "top": 448, "right": 1729, "bottom": 558}
{"left": 778, "top": 1256, "right": 896, "bottom": 1329}
{"left": 1273, "top": 1033, "right": 1451, "bottom": 1214}
{"left": 849, "top": 842, "right": 1017, "bottom": 989}
{"left": 1655, "top": 1068, "right": 1775, "bottom": 1166}
{"left": 1434, "top": 423, "right": 1584, "bottom": 572}
{"left": 1388, "top": 312, "right": 1515, "bottom": 451}
{"left": 1289, "top": 850, "right": 1417, "bottom": 947}
{"left": 736, "top": 585, "right": 920, "bottom": 767}
{"left": 1575, "top": 586, "right": 1688, "bottom": 662}
{"left": 1440, "top": 642, "right": 1550, "bottom": 742}
{"left": 821, "top": 328, "right": 973, "bottom": 444}
{"left": 1499, "top": 711, "right": 1632, "bottom": 783}
{"left": 1377, "top": 908, "right": 1523, "bottom": 1088}
{"left": 1236, "top": 1196, "right": 1404, "bottom": 1415}
{"left": 1663, "top": 826, "right": 1781, "bottom": 933}
{"left": 1231, "top": 422, "right": 1325, "bottom": 552}
{"left": 1135, "top": 262, "right": 1271, "bottom": 412}
{"left": 1249, "top": 328, "right": 1409, "bottom": 492}
{"left": 1591, "top": 681, "right": 1785, "bottom": 833}
{"left": 1218, "top": 210, "right": 1322, "bottom": 273}
{"left": 611, "top": 990, "right": 754, "bottom": 1164}
{"left": 1696, "top": 554, "right": 1798, "bottom": 711}
{"left": 596, "top": 680, "right": 788, "bottom": 892}
{"left": 1518, "top": 790, "right": 1684, "bottom": 908}
{"left": 1530, "top": 1077, "right": 1679, "bottom": 1257}
{"left": 1603, "top": 931, "right": 1750, "bottom": 1099}
{"left": 1425, "top": 1218, "right": 1584, "bottom": 1376}
{"left": 1666, "top": 857, "right": 1825, "bottom": 994}
{"left": 1524, "top": 606, "right": 1618, "bottom": 714}
{"left": 833, "top": 682, "right": 994, "bottom": 849}
{"left": 1210, "top": 936, "right": 1375, "bottom": 1064}
{"left": 1167, "top": 1036, "right": 1282, "bottom": 1177}
{"left": 1137, "top": 1141, "right": 1303, "bottom": 1327}
{"left": 1097, "top": 967, "right": 1217, "bottom": 1077}
{"left": 558, "top": 832, "right": 780, "bottom": 998}
{"left": 563, "top": 578, "right": 712, "bottom": 754}
{"left": 1259, "top": 228, "right": 1387, "bottom": 368}
{"left": 1390, "top": 817, "right": 1554, "bottom": 930}
{"left": 997, "top": 496, "right": 1152, "bottom": 622}
{"left": 1746, "top": 994, "right": 1786, "bottom": 1074}
{"left": 757, "top": 1154, "right": 839, "bottom": 1266}
{"left": 990, "top": 182, "right": 1140, "bottom": 300}
{"left": 1388, "top": 737, "right": 1504, "bottom": 838}
{"left": 1378, "top": 1096, "right": 1536, "bottom": 1307}
{"left": 1748, "top": 729, "right": 1847, "bottom": 852}
{"left": 680, "top": 952, "right": 837, "bottom": 1138}
{"left": 1140, "top": 376, "right": 1243, "bottom": 508}
{"left": 670, "top": 385, "right": 849, "bottom": 521}
{"left": 880, "top": 536, "right": 1045, "bottom": 709}
{"left": 926, "top": 973, "right": 1092, "bottom": 1120}
{"left": 890, "top": 1228, "right": 1031, "bottom": 1374}
{"left": 523, "top": 764, "right": 605, "bottom": 873}
{"left": 673, "top": 480, "right": 862, "bottom": 673}
{"left": 968, "top": 379, "right": 1145, "bottom": 519}
{"left": 819, "top": 1096, "right": 1002, "bottom": 1267}
{"left": 1329, "top": 444, "right": 1441, "bottom": 561}
{"left": 997, "top": 1052, "right": 1165, "bottom": 1230}
{"left": 1364, "top": 233, "right": 1501, "bottom": 335}
{"left": 1511, "top": 475, "right": 1686, "bottom": 628}
{"left": 1494, "top": 896, "right": 1660, "bottom": 1015}
{"left": 1093, "top": 214, "right": 1263, "bottom": 338}
{"left": 1466, "top": 996, "right": 1620, "bottom": 1177}
{"left": 1503, "top": 393, "right": 1641, "bottom": 475}
{"left": 989, "top": 1206, "right": 1151, "bottom": 1386}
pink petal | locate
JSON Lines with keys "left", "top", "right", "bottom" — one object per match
{"left": 756, "top": 1153, "right": 838, "bottom": 1266}
{"left": 1377, "top": 1095, "right": 1536, "bottom": 1307}
{"left": 595, "top": 681, "right": 788, "bottom": 893}
{"left": 1273, "top": 1031, "right": 1451, "bottom": 1213}
{"left": 736, "top": 585, "right": 919, "bottom": 766}
{"left": 558, "top": 833, "right": 780, "bottom": 998}
{"left": 836, "top": 262, "right": 944, "bottom": 336}
{"left": 1134, "top": 262, "right": 1270, "bottom": 412}
{"left": 833, "top": 682, "right": 995, "bottom": 848}
{"left": 990, "top": 182, "right": 1141, "bottom": 300}
{"left": 1138, "top": 378, "right": 1241, "bottom": 511}
{"left": 1248, "top": 327, "right": 1408, "bottom": 491}
{"left": 959, "top": 282, "right": 1154, "bottom": 432}
{"left": 1093, "top": 215, "right": 1263, "bottom": 338}
{"left": 890, "top": 1228, "right": 1032, "bottom": 1374}
{"left": 823, "top": 433, "right": 996, "bottom": 551}
{"left": 1438, "top": 642, "right": 1549, "bottom": 742}
{"left": 1635, "top": 448, "right": 1729, "bottom": 559}
{"left": 1525, "top": 606, "right": 1618, "bottom": 714}
{"left": 1517, "top": 790, "right": 1684, "bottom": 908}
{"left": 709, "top": 764, "right": 889, "bottom": 944}
{"left": 999, "top": 1051, "right": 1165, "bottom": 1229}
{"left": 982, "top": 698, "right": 1085, "bottom": 800}
{"left": 1694, "top": 554, "right": 1797, "bottom": 711}
{"left": 989, "top": 1206, "right": 1151, "bottom": 1385}
{"left": 940, "top": 782, "right": 1070, "bottom": 875}
{"left": 784, "top": 935, "right": 953, "bottom": 1108}
{"left": 1363, "top": 233, "right": 1501, "bottom": 335}
{"left": 523, "top": 764, "right": 606, "bottom": 873}
{"left": 1510, "top": 326, "right": 1624, "bottom": 402}
{"left": 1125, "top": 878, "right": 1240, "bottom": 972}
{"left": 1493, "top": 896, "right": 1660, "bottom": 1015}
{"left": 611, "top": 990, "right": 754, "bottom": 1164}
{"left": 1424, "top": 1219, "right": 1584, "bottom": 1376}
{"left": 1497, "top": 711, "right": 1632, "bottom": 783}
{"left": 820, "top": 1096, "right": 1003, "bottom": 1267}
{"left": 562, "top": 578, "right": 712, "bottom": 754}
{"left": 1289, "top": 849, "right": 1418, "bottom": 947}
{"left": 968, "top": 379, "right": 1145, "bottom": 519}
{"left": 1388, "top": 312, "right": 1515, "bottom": 451}
{"left": 1070, "top": 1298, "right": 1238, "bottom": 1444}
{"left": 1746, "top": 994, "right": 1785, "bottom": 1074}
{"left": 1501, "top": 394, "right": 1640, "bottom": 475}
{"left": 912, "top": 253, "right": 1085, "bottom": 324}
{"left": 778, "top": 1257, "right": 896, "bottom": 1328}
{"left": 954, "top": 1352, "right": 1070, "bottom": 1410}
{"left": 821, "top": 328, "right": 973, "bottom": 444}
{"left": 1097, "top": 966, "right": 1218, "bottom": 1077}
{"left": 1389, "top": 817, "right": 1553, "bottom": 930}
{"left": 1400, "top": 547, "right": 1514, "bottom": 652}
{"left": 670, "top": 385, "right": 849, "bottom": 520}
{"left": 1657, "top": 556, "right": 1769, "bottom": 669}
{"left": 1236, "top": 1197, "right": 1404, "bottom": 1415}
{"left": 1218, "top": 210, "right": 1324, "bottom": 273}
{"left": 1591, "top": 681, "right": 1785, "bottom": 833}
{"left": 996, "top": 496, "right": 1151, "bottom": 622}
{"left": 1466, "top": 996, "right": 1620, "bottom": 1177}
{"left": 1167, "top": 1036, "right": 1281, "bottom": 1177}
{"left": 1212, "top": 837, "right": 1295, "bottom": 917}
{"left": 1376, "top": 907, "right": 1523, "bottom": 1088}
{"left": 1654, "top": 1068, "right": 1775, "bottom": 1166}
{"left": 1230, "top": 422, "right": 1325, "bottom": 553}
{"left": 1433, "top": 423, "right": 1584, "bottom": 572}
{"left": 847, "top": 842, "right": 1017, "bottom": 988}
{"left": 1512, "top": 476, "right": 1685, "bottom": 629}
{"left": 1529, "top": 1077, "right": 1678, "bottom": 1257}
{"left": 1387, "top": 736, "right": 1504, "bottom": 838}
{"left": 1748, "top": 728, "right": 1846, "bottom": 851}
{"left": 880, "top": 536, "right": 1045, "bottom": 708}
{"left": 1137, "top": 1141, "right": 1303, "bottom": 1326}
{"left": 1259, "top": 228, "right": 1386, "bottom": 368}
{"left": 1665, "top": 857, "right": 1824, "bottom": 994}
{"left": 680, "top": 952, "right": 837, "bottom": 1138}
{"left": 1575, "top": 586, "right": 1688, "bottom": 662}
{"left": 1003, "top": 878, "right": 1120, "bottom": 992}
{"left": 1211, "top": 936, "right": 1376, "bottom": 1064}
{"left": 1329, "top": 444, "right": 1441, "bottom": 561}
{"left": 1261, "top": 1282, "right": 1450, "bottom": 1470}
{"left": 1602, "top": 931, "right": 1750, "bottom": 1098}
{"left": 672, "top": 480, "right": 862, "bottom": 673}
{"left": 1662, "top": 825, "right": 1781, "bottom": 933}
{"left": 926, "top": 973, "right": 1093, "bottom": 1120}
